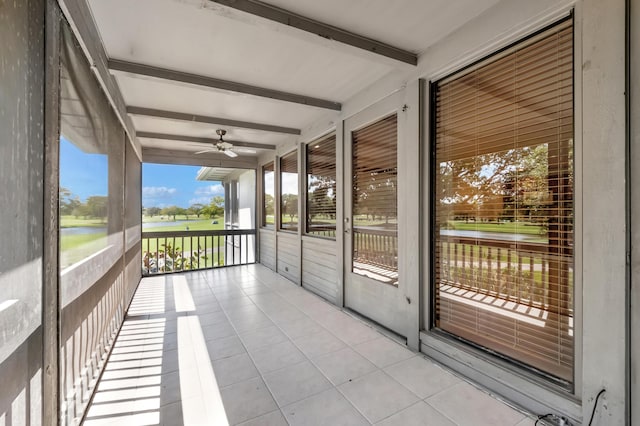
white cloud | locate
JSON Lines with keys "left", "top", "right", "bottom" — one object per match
{"left": 188, "top": 196, "right": 214, "bottom": 206}
{"left": 143, "top": 186, "right": 177, "bottom": 197}
{"left": 195, "top": 184, "right": 224, "bottom": 196}
{"left": 143, "top": 186, "right": 178, "bottom": 207}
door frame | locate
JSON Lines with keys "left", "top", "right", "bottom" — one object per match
{"left": 342, "top": 85, "right": 422, "bottom": 349}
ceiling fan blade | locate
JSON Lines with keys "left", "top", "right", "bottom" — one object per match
{"left": 234, "top": 147, "right": 257, "bottom": 154}
{"left": 224, "top": 149, "right": 238, "bottom": 158}
{"left": 194, "top": 149, "right": 216, "bottom": 154}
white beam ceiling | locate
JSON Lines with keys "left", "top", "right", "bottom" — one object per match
{"left": 86, "top": 0, "right": 502, "bottom": 159}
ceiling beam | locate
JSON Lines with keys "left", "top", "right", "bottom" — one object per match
{"left": 142, "top": 148, "right": 259, "bottom": 169}
{"left": 208, "top": 0, "right": 418, "bottom": 66}
{"left": 110, "top": 59, "right": 341, "bottom": 111}
{"left": 137, "top": 131, "right": 276, "bottom": 150}
{"left": 127, "top": 106, "right": 301, "bottom": 135}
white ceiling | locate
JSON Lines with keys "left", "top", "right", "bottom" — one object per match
{"left": 87, "top": 0, "right": 502, "bottom": 159}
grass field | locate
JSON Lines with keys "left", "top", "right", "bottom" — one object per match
{"left": 447, "top": 220, "right": 546, "bottom": 235}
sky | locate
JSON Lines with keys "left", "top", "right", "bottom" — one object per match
{"left": 142, "top": 163, "right": 223, "bottom": 208}
{"left": 59, "top": 137, "right": 224, "bottom": 208}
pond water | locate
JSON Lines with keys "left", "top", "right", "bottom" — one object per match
{"left": 61, "top": 226, "right": 107, "bottom": 235}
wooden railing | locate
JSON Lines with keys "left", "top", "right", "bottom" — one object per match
{"left": 353, "top": 227, "right": 398, "bottom": 273}
{"left": 142, "top": 229, "right": 256, "bottom": 275}
{"left": 438, "top": 236, "right": 573, "bottom": 311}
{"left": 306, "top": 224, "right": 336, "bottom": 238}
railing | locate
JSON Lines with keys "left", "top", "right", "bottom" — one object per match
{"left": 306, "top": 224, "right": 336, "bottom": 238}
{"left": 438, "top": 236, "right": 573, "bottom": 311}
{"left": 353, "top": 227, "right": 398, "bottom": 278}
{"left": 142, "top": 229, "right": 256, "bottom": 275}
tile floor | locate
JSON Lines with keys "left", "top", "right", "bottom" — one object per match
{"left": 84, "top": 264, "right": 536, "bottom": 426}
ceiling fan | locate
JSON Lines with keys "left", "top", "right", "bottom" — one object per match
{"left": 194, "top": 129, "right": 255, "bottom": 157}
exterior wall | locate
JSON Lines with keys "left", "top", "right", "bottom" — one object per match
{"left": 259, "top": 229, "right": 276, "bottom": 270}
{"left": 256, "top": 0, "right": 630, "bottom": 423}
{"left": 277, "top": 232, "right": 300, "bottom": 283}
{"left": 237, "top": 171, "right": 255, "bottom": 229}
{"left": 0, "top": 1, "right": 46, "bottom": 425}
{"left": 301, "top": 238, "right": 339, "bottom": 304}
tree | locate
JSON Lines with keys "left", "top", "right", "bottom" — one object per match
{"left": 59, "top": 187, "right": 81, "bottom": 216}
{"left": 161, "top": 206, "right": 180, "bottom": 221}
{"left": 205, "top": 196, "right": 224, "bottom": 218}
{"left": 86, "top": 196, "right": 108, "bottom": 220}
{"left": 264, "top": 194, "right": 274, "bottom": 218}
{"left": 146, "top": 206, "right": 161, "bottom": 217}
{"left": 281, "top": 194, "right": 298, "bottom": 222}
{"left": 187, "top": 203, "right": 205, "bottom": 218}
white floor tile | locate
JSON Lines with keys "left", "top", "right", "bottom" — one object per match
{"left": 276, "top": 315, "right": 325, "bottom": 340}
{"left": 87, "top": 266, "right": 536, "bottom": 426}
{"left": 338, "top": 370, "right": 420, "bottom": 423}
{"left": 313, "top": 347, "right": 377, "bottom": 386}
{"left": 426, "top": 382, "right": 525, "bottom": 426}
{"left": 383, "top": 356, "right": 460, "bottom": 398}
{"left": 237, "top": 409, "right": 288, "bottom": 426}
{"left": 375, "top": 401, "right": 456, "bottom": 426}
{"left": 294, "top": 329, "right": 346, "bottom": 358}
{"left": 282, "top": 388, "right": 368, "bottom": 426}
{"left": 206, "top": 335, "right": 246, "bottom": 361}
{"left": 212, "top": 352, "right": 259, "bottom": 387}
{"left": 220, "top": 377, "right": 278, "bottom": 425}
{"left": 239, "top": 325, "right": 288, "bottom": 350}
{"left": 263, "top": 360, "right": 332, "bottom": 407}
{"left": 353, "top": 337, "right": 415, "bottom": 369}
{"left": 249, "top": 340, "right": 306, "bottom": 374}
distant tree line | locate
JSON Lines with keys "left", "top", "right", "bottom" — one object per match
{"left": 60, "top": 187, "right": 108, "bottom": 220}
{"left": 144, "top": 196, "right": 225, "bottom": 221}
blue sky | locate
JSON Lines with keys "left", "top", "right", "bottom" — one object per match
{"left": 142, "top": 163, "right": 223, "bottom": 208}
{"left": 60, "top": 137, "right": 223, "bottom": 208}
{"left": 60, "top": 137, "right": 108, "bottom": 199}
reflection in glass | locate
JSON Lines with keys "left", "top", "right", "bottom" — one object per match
{"left": 262, "top": 162, "right": 275, "bottom": 226}
{"left": 433, "top": 19, "right": 574, "bottom": 383}
{"left": 351, "top": 115, "right": 398, "bottom": 285}
{"left": 59, "top": 63, "right": 110, "bottom": 270}
{"left": 280, "top": 152, "right": 298, "bottom": 231}
{"left": 306, "top": 134, "right": 336, "bottom": 238}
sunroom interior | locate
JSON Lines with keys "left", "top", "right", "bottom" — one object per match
{"left": 1, "top": 0, "right": 638, "bottom": 425}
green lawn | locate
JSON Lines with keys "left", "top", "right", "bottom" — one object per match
{"left": 142, "top": 218, "right": 224, "bottom": 232}
{"left": 447, "top": 220, "right": 545, "bottom": 236}
{"left": 60, "top": 216, "right": 107, "bottom": 228}
{"left": 142, "top": 214, "right": 206, "bottom": 223}
{"left": 142, "top": 217, "right": 226, "bottom": 256}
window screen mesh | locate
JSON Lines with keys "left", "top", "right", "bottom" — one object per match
{"left": 432, "top": 18, "right": 574, "bottom": 383}
{"left": 352, "top": 114, "right": 398, "bottom": 285}
{"left": 280, "top": 152, "right": 298, "bottom": 231}
{"left": 306, "top": 134, "right": 337, "bottom": 238}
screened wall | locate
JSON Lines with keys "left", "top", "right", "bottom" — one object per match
{"left": 306, "top": 134, "right": 337, "bottom": 238}
{"left": 432, "top": 18, "right": 574, "bottom": 383}
{"left": 58, "top": 23, "right": 141, "bottom": 424}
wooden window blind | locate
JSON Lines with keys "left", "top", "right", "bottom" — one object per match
{"left": 432, "top": 18, "right": 574, "bottom": 384}
{"left": 352, "top": 114, "right": 399, "bottom": 285}
{"left": 306, "top": 134, "right": 337, "bottom": 238}
{"left": 280, "top": 151, "right": 298, "bottom": 231}
{"left": 262, "top": 162, "right": 274, "bottom": 227}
